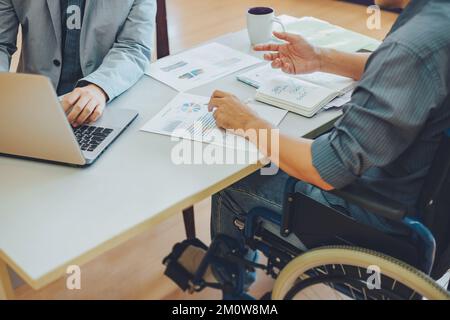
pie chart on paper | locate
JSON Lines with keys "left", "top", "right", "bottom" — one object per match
{"left": 181, "top": 102, "right": 202, "bottom": 113}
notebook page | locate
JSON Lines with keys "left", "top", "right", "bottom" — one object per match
{"left": 238, "top": 64, "right": 355, "bottom": 93}
{"left": 257, "top": 76, "right": 339, "bottom": 111}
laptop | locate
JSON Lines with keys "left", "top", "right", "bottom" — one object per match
{"left": 0, "top": 73, "right": 138, "bottom": 167}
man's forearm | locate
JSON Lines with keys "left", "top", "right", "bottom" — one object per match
{"left": 246, "top": 119, "right": 333, "bottom": 191}
{"left": 276, "top": 134, "right": 333, "bottom": 191}
{"left": 319, "top": 48, "right": 371, "bottom": 81}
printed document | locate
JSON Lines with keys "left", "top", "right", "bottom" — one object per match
{"left": 146, "top": 43, "right": 262, "bottom": 92}
{"left": 141, "top": 93, "right": 287, "bottom": 151}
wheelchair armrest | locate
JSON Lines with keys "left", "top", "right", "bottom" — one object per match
{"left": 330, "top": 185, "right": 407, "bottom": 221}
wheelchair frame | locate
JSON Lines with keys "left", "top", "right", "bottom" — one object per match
{"left": 163, "top": 130, "right": 450, "bottom": 299}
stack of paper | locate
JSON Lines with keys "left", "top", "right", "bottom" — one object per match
{"left": 279, "top": 15, "right": 381, "bottom": 53}
{"left": 324, "top": 91, "right": 353, "bottom": 110}
{"left": 255, "top": 76, "right": 340, "bottom": 118}
{"left": 298, "top": 72, "right": 356, "bottom": 94}
{"left": 238, "top": 64, "right": 356, "bottom": 94}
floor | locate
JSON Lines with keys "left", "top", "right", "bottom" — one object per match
{"left": 12, "top": 0, "right": 399, "bottom": 300}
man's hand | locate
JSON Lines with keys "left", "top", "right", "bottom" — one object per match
{"left": 61, "top": 84, "right": 108, "bottom": 127}
{"left": 208, "top": 90, "right": 272, "bottom": 136}
{"left": 254, "top": 31, "right": 322, "bottom": 75}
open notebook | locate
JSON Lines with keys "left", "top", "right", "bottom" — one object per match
{"left": 240, "top": 64, "right": 355, "bottom": 117}
{"left": 255, "top": 76, "right": 341, "bottom": 118}
{"left": 238, "top": 63, "right": 356, "bottom": 94}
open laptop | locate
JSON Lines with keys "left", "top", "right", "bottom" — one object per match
{"left": 0, "top": 73, "right": 138, "bottom": 167}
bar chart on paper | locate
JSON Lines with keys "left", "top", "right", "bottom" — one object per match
{"left": 145, "top": 43, "right": 262, "bottom": 92}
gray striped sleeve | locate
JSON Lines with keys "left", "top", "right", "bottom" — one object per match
{"left": 312, "top": 42, "right": 441, "bottom": 189}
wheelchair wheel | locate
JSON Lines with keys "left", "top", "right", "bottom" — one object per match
{"left": 272, "top": 246, "right": 450, "bottom": 300}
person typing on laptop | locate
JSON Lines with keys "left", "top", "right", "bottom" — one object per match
{"left": 206, "top": 0, "right": 450, "bottom": 286}
{"left": 0, "top": 0, "right": 156, "bottom": 127}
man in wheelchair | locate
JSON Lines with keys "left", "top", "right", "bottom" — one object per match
{"left": 164, "top": 0, "right": 450, "bottom": 299}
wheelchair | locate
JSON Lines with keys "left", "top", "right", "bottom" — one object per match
{"left": 163, "top": 129, "right": 450, "bottom": 300}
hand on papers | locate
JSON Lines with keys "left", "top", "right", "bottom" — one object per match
{"left": 208, "top": 90, "right": 272, "bottom": 135}
{"left": 61, "top": 84, "right": 107, "bottom": 127}
{"left": 254, "top": 32, "right": 322, "bottom": 75}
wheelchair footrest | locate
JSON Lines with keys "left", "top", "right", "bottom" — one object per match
{"left": 163, "top": 234, "right": 260, "bottom": 298}
{"left": 163, "top": 238, "right": 216, "bottom": 292}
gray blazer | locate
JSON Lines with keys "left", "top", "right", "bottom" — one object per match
{"left": 0, "top": 0, "right": 156, "bottom": 100}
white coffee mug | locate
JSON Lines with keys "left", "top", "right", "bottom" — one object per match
{"left": 247, "top": 7, "right": 286, "bottom": 45}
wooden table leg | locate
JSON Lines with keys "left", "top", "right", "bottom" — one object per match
{"left": 156, "top": 0, "right": 170, "bottom": 59}
{"left": 182, "top": 206, "right": 196, "bottom": 239}
{"left": 0, "top": 259, "right": 14, "bottom": 300}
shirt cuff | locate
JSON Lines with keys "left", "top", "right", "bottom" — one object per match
{"left": 0, "top": 53, "right": 10, "bottom": 72}
{"left": 77, "top": 75, "right": 115, "bottom": 102}
{"left": 311, "top": 134, "right": 357, "bottom": 189}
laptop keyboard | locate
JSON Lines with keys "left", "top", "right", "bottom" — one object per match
{"left": 73, "top": 125, "right": 114, "bottom": 152}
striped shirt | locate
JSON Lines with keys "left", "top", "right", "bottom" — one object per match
{"left": 312, "top": 0, "right": 450, "bottom": 213}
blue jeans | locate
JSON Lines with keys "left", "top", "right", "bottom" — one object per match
{"left": 211, "top": 169, "right": 409, "bottom": 288}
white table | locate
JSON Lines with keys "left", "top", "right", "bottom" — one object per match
{"left": 0, "top": 30, "right": 342, "bottom": 299}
